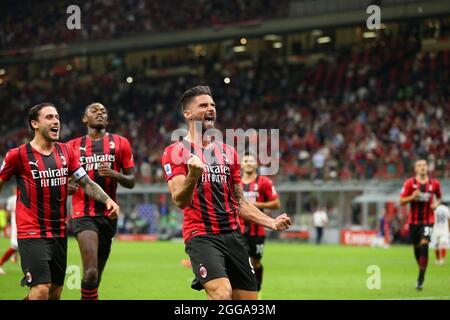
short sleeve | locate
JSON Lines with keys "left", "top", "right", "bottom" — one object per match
{"left": 65, "top": 139, "right": 74, "bottom": 150}
{"left": 0, "top": 149, "right": 19, "bottom": 182}
{"left": 262, "top": 177, "right": 278, "bottom": 201}
{"left": 400, "top": 180, "right": 412, "bottom": 198}
{"left": 120, "top": 137, "right": 135, "bottom": 170}
{"left": 161, "top": 144, "right": 188, "bottom": 181}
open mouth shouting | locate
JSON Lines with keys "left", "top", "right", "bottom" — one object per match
{"left": 49, "top": 126, "right": 59, "bottom": 139}
{"left": 204, "top": 114, "right": 215, "bottom": 128}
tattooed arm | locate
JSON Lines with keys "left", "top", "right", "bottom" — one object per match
{"left": 234, "top": 184, "right": 291, "bottom": 231}
{"left": 76, "top": 175, "right": 120, "bottom": 218}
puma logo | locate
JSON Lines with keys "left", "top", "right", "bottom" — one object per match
{"left": 29, "top": 160, "right": 38, "bottom": 167}
{"left": 79, "top": 146, "right": 87, "bottom": 152}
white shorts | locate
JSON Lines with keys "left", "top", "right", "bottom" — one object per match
{"left": 10, "top": 226, "right": 17, "bottom": 250}
{"left": 431, "top": 231, "right": 449, "bottom": 248}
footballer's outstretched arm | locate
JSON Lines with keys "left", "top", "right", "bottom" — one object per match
{"left": 234, "top": 184, "right": 290, "bottom": 231}
{"left": 76, "top": 175, "right": 120, "bottom": 218}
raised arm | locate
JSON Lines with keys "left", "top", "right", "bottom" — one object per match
{"left": 76, "top": 175, "right": 120, "bottom": 218}
{"left": 167, "top": 155, "right": 204, "bottom": 209}
{"left": 234, "top": 184, "right": 290, "bottom": 231}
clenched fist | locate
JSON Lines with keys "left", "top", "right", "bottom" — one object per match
{"left": 106, "top": 198, "right": 120, "bottom": 219}
{"left": 187, "top": 154, "right": 205, "bottom": 179}
{"left": 270, "top": 213, "right": 292, "bottom": 231}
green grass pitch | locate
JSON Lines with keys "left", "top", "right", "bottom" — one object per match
{"left": 0, "top": 237, "right": 449, "bottom": 300}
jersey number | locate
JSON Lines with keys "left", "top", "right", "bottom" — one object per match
{"left": 423, "top": 226, "right": 433, "bottom": 237}
{"left": 256, "top": 244, "right": 264, "bottom": 255}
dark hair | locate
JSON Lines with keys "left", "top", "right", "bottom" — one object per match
{"left": 243, "top": 151, "right": 256, "bottom": 159}
{"left": 85, "top": 102, "right": 106, "bottom": 115}
{"left": 180, "top": 86, "right": 211, "bottom": 113}
{"left": 414, "top": 159, "right": 427, "bottom": 165}
{"left": 28, "top": 102, "right": 56, "bottom": 133}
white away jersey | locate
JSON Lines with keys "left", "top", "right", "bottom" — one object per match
{"left": 434, "top": 204, "right": 450, "bottom": 234}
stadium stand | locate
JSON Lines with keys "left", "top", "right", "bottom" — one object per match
{"left": 0, "top": 29, "right": 449, "bottom": 183}
{"left": 0, "top": 0, "right": 288, "bottom": 50}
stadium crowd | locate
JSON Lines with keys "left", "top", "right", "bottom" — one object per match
{"left": 0, "top": 32, "right": 449, "bottom": 183}
{"left": 0, "top": 0, "right": 288, "bottom": 50}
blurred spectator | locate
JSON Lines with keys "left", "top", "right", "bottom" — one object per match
{"left": 313, "top": 206, "right": 328, "bottom": 245}
{"left": 0, "top": 30, "right": 449, "bottom": 183}
{"left": 0, "top": 0, "right": 288, "bottom": 50}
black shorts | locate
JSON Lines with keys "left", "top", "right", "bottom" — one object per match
{"left": 72, "top": 216, "right": 117, "bottom": 260}
{"left": 409, "top": 224, "right": 433, "bottom": 245}
{"left": 243, "top": 235, "right": 265, "bottom": 260}
{"left": 185, "top": 231, "right": 257, "bottom": 291}
{"left": 18, "top": 237, "right": 67, "bottom": 287}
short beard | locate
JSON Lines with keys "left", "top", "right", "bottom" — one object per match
{"left": 42, "top": 131, "right": 58, "bottom": 142}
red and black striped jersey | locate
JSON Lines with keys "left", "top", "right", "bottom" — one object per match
{"left": 0, "top": 143, "right": 86, "bottom": 239}
{"left": 239, "top": 175, "right": 278, "bottom": 237}
{"left": 162, "top": 139, "right": 241, "bottom": 243}
{"left": 67, "top": 133, "right": 134, "bottom": 218}
{"left": 401, "top": 177, "right": 441, "bottom": 225}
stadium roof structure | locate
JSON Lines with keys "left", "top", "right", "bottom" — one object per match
{"left": 1, "top": 0, "right": 449, "bottom": 65}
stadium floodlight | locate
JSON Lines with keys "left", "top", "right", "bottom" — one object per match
{"left": 224, "top": 77, "right": 231, "bottom": 84}
{"left": 317, "top": 36, "right": 331, "bottom": 44}
{"left": 126, "top": 76, "right": 134, "bottom": 84}
{"left": 240, "top": 38, "right": 247, "bottom": 45}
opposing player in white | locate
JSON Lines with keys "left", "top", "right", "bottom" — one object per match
{"left": 0, "top": 190, "right": 17, "bottom": 275}
{"left": 432, "top": 203, "right": 450, "bottom": 265}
